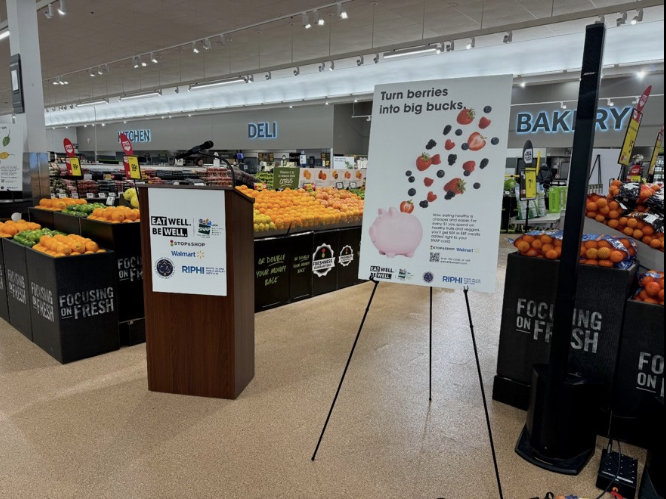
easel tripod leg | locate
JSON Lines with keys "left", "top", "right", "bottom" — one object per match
{"left": 463, "top": 288, "right": 504, "bottom": 499}
{"left": 429, "top": 287, "right": 433, "bottom": 402}
{"left": 311, "top": 280, "right": 380, "bottom": 461}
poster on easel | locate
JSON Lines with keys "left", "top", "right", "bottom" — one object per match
{"left": 358, "top": 75, "right": 513, "bottom": 293}
{"left": 0, "top": 125, "right": 24, "bottom": 191}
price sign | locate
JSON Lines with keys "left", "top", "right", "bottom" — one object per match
{"left": 106, "top": 197, "right": 115, "bottom": 206}
{"left": 350, "top": 182, "right": 358, "bottom": 189}
{"left": 99, "top": 192, "right": 107, "bottom": 199}
{"left": 86, "top": 193, "right": 95, "bottom": 199}
{"left": 72, "top": 193, "right": 79, "bottom": 199}
{"left": 125, "top": 156, "right": 141, "bottom": 180}
{"left": 58, "top": 193, "right": 67, "bottom": 199}
{"left": 336, "top": 182, "right": 345, "bottom": 190}
{"left": 66, "top": 157, "right": 82, "bottom": 177}
{"left": 50, "top": 194, "right": 56, "bottom": 199}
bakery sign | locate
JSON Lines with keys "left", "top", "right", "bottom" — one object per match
{"left": 516, "top": 106, "right": 632, "bottom": 134}
{"left": 118, "top": 129, "right": 152, "bottom": 143}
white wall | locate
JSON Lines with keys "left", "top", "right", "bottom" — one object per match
{"left": 46, "top": 128, "right": 77, "bottom": 153}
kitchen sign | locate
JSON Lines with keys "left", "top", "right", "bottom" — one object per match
{"left": 118, "top": 130, "right": 152, "bottom": 143}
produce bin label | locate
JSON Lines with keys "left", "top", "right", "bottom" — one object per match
{"left": 312, "top": 243, "right": 335, "bottom": 278}
{"left": 59, "top": 287, "right": 115, "bottom": 321}
{"left": 7, "top": 268, "right": 27, "bottom": 304}
{"left": 359, "top": 75, "right": 513, "bottom": 293}
{"left": 149, "top": 188, "right": 228, "bottom": 296}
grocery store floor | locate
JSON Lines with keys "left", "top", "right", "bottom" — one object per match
{"left": 0, "top": 239, "right": 646, "bottom": 499}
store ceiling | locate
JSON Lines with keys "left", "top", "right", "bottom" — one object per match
{"left": 0, "top": 0, "right": 664, "bottom": 115}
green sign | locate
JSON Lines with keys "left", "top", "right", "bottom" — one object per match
{"left": 273, "top": 167, "right": 300, "bottom": 190}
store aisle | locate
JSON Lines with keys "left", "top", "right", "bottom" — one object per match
{"left": 0, "top": 240, "right": 644, "bottom": 499}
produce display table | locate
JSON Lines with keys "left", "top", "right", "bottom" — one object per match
{"left": 2, "top": 240, "right": 33, "bottom": 340}
{"left": 53, "top": 212, "right": 83, "bottom": 235}
{"left": 28, "top": 208, "right": 55, "bottom": 230}
{"left": 0, "top": 240, "right": 11, "bottom": 323}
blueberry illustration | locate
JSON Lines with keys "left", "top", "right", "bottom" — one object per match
{"left": 462, "top": 143, "right": 470, "bottom": 151}
{"left": 445, "top": 191, "right": 455, "bottom": 200}
{"left": 448, "top": 154, "right": 457, "bottom": 166}
{"left": 464, "top": 171, "right": 471, "bottom": 177}
{"left": 419, "top": 200, "right": 429, "bottom": 209}
{"left": 406, "top": 170, "right": 413, "bottom": 177}
{"left": 474, "top": 183, "right": 481, "bottom": 189}
{"left": 443, "top": 125, "right": 453, "bottom": 136}
{"left": 437, "top": 170, "right": 446, "bottom": 178}
{"left": 491, "top": 137, "right": 500, "bottom": 145}
{"left": 408, "top": 188, "right": 417, "bottom": 197}
{"left": 484, "top": 106, "right": 492, "bottom": 113}
{"left": 409, "top": 176, "right": 416, "bottom": 183}
{"left": 455, "top": 129, "right": 463, "bottom": 136}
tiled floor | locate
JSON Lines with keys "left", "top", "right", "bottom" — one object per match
{"left": 0, "top": 241, "right": 646, "bottom": 498}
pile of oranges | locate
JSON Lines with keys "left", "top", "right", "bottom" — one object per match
{"left": 587, "top": 182, "right": 664, "bottom": 252}
{"left": 634, "top": 271, "right": 665, "bottom": 306}
{"left": 0, "top": 220, "right": 41, "bottom": 238}
{"left": 237, "top": 186, "right": 364, "bottom": 232}
{"left": 87, "top": 206, "right": 140, "bottom": 224}
{"left": 513, "top": 232, "right": 634, "bottom": 268}
{"left": 36, "top": 198, "right": 87, "bottom": 211}
{"left": 32, "top": 234, "right": 104, "bottom": 258}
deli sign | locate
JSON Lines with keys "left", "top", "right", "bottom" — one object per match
{"left": 516, "top": 106, "right": 632, "bottom": 135}
{"left": 118, "top": 129, "right": 152, "bottom": 143}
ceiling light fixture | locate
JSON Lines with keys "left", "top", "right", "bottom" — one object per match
{"left": 447, "top": 41, "right": 455, "bottom": 52}
{"left": 151, "top": 53, "right": 159, "bottom": 64}
{"left": 637, "top": 70, "right": 647, "bottom": 79}
{"left": 319, "top": 62, "right": 326, "bottom": 73}
{"left": 435, "top": 43, "right": 443, "bottom": 54}
{"left": 561, "top": 101, "right": 567, "bottom": 110}
{"left": 44, "top": 4, "right": 54, "bottom": 19}
{"left": 338, "top": 3, "right": 348, "bottom": 19}
{"left": 632, "top": 9, "right": 644, "bottom": 25}
{"left": 203, "top": 38, "right": 212, "bottom": 50}
{"left": 265, "top": 71, "right": 272, "bottom": 80}
{"left": 294, "top": 67, "right": 301, "bottom": 76}
{"left": 0, "top": 30, "right": 9, "bottom": 42}
{"left": 76, "top": 99, "right": 109, "bottom": 108}
{"left": 89, "top": 69, "right": 96, "bottom": 77}
{"left": 133, "top": 57, "right": 140, "bottom": 69}
{"left": 520, "top": 81, "right": 526, "bottom": 88}
{"left": 219, "top": 34, "right": 226, "bottom": 45}
{"left": 315, "top": 10, "right": 324, "bottom": 26}
{"left": 193, "top": 42, "right": 200, "bottom": 54}
{"left": 57, "top": 0, "right": 66, "bottom": 15}
{"left": 617, "top": 12, "right": 628, "bottom": 26}
{"left": 119, "top": 90, "right": 163, "bottom": 102}
{"left": 607, "top": 99, "right": 615, "bottom": 107}
{"left": 140, "top": 56, "right": 147, "bottom": 67}
{"left": 98, "top": 65, "right": 106, "bottom": 75}
{"left": 373, "top": 53, "right": 380, "bottom": 64}
{"left": 503, "top": 31, "right": 513, "bottom": 44}
{"left": 188, "top": 78, "right": 246, "bottom": 91}
{"left": 329, "top": 61, "right": 335, "bottom": 71}
{"left": 466, "top": 38, "right": 476, "bottom": 50}
{"left": 384, "top": 46, "right": 438, "bottom": 59}
{"left": 302, "top": 12, "right": 312, "bottom": 29}
{"left": 357, "top": 55, "right": 364, "bottom": 66}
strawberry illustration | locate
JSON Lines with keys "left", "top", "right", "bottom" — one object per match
{"left": 431, "top": 154, "right": 442, "bottom": 165}
{"left": 463, "top": 161, "right": 476, "bottom": 173}
{"left": 424, "top": 177, "right": 434, "bottom": 187}
{"left": 457, "top": 108, "right": 476, "bottom": 126}
{"left": 445, "top": 140, "right": 456, "bottom": 151}
{"left": 468, "top": 132, "right": 487, "bottom": 151}
{"left": 400, "top": 200, "right": 415, "bottom": 214}
{"left": 444, "top": 178, "right": 466, "bottom": 196}
{"left": 479, "top": 117, "right": 492, "bottom": 129}
{"left": 427, "top": 191, "right": 438, "bottom": 203}
{"left": 416, "top": 153, "right": 433, "bottom": 172}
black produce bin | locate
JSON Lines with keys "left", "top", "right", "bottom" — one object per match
{"left": 312, "top": 230, "right": 341, "bottom": 297}
{"left": 289, "top": 232, "right": 314, "bottom": 302}
{"left": 0, "top": 240, "right": 10, "bottom": 322}
{"left": 610, "top": 300, "right": 664, "bottom": 447}
{"left": 255, "top": 237, "right": 291, "bottom": 312}
{"left": 26, "top": 248, "right": 120, "bottom": 363}
{"left": 80, "top": 219, "right": 144, "bottom": 335}
{"left": 28, "top": 208, "right": 55, "bottom": 229}
{"left": 2, "top": 240, "right": 32, "bottom": 340}
{"left": 337, "top": 228, "right": 362, "bottom": 290}
{"left": 493, "top": 252, "right": 638, "bottom": 410}
{"left": 53, "top": 212, "right": 83, "bottom": 235}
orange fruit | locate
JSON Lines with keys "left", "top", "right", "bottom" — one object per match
{"left": 624, "top": 227, "right": 635, "bottom": 237}
{"left": 526, "top": 249, "right": 540, "bottom": 258}
{"left": 599, "top": 206, "right": 611, "bottom": 216}
{"left": 608, "top": 220, "right": 620, "bottom": 229}
{"left": 596, "top": 198, "right": 608, "bottom": 208}
{"left": 646, "top": 282, "right": 661, "bottom": 297}
{"left": 586, "top": 202, "right": 598, "bottom": 212}
{"left": 609, "top": 201, "right": 620, "bottom": 211}
{"left": 659, "top": 289, "right": 665, "bottom": 302}
{"left": 650, "top": 239, "right": 663, "bottom": 249}
{"left": 586, "top": 248, "right": 599, "bottom": 260}
{"left": 627, "top": 218, "right": 639, "bottom": 228}
{"left": 584, "top": 241, "right": 598, "bottom": 250}
{"left": 642, "top": 226, "right": 655, "bottom": 237}
{"left": 595, "top": 215, "right": 606, "bottom": 223}
{"left": 111, "top": 211, "right": 125, "bottom": 223}
{"left": 587, "top": 212, "right": 597, "bottom": 219}
{"left": 522, "top": 235, "right": 535, "bottom": 244}
{"left": 643, "top": 236, "right": 654, "bottom": 245}
{"left": 644, "top": 297, "right": 660, "bottom": 305}
{"left": 542, "top": 244, "right": 555, "bottom": 254}
{"left": 608, "top": 210, "right": 620, "bottom": 220}
{"left": 599, "top": 260, "right": 614, "bottom": 268}
{"left": 546, "top": 250, "right": 559, "bottom": 260}
{"left": 532, "top": 240, "right": 544, "bottom": 250}
{"left": 85, "top": 241, "right": 99, "bottom": 252}
{"left": 598, "top": 240, "right": 612, "bottom": 249}
{"left": 585, "top": 260, "right": 599, "bottom": 266}
{"left": 633, "top": 230, "right": 644, "bottom": 240}
{"left": 610, "top": 251, "right": 626, "bottom": 264}
{"left": 541, "top": 235, "right": 554, "bottom": 245}
{"left": 597, "top": 248, "right": 611, "bottom": 260}
{"left": 619, "top": 217, "right": 629, "bottom": 226}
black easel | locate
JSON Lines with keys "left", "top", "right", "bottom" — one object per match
{"left": 312, "top": 283, "right": 504, "bottom": 499}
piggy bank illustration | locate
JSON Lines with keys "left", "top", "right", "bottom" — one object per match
{"left": 369, "top": 208, "right": 423, "bottom": 258}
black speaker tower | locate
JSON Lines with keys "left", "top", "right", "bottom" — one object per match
{"left": 516, "top": 23, "right": 607, "bottom": 475}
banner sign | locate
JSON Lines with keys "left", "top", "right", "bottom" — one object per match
{"left": 149, "top": 189, "right": 228, "bottom": 296}
{"left": 67, "top": 157, "right": 82, "bottom": 177}
{"left": 63, "top": 138, "right": 76, "bottom": 158}
{"left": 300, "top": 168, "right": 366, "bottom": 188}
{"left": 619, "top": 86, "right": 652, "bottom": 166}
{"left": 649, "top": 125, "right": 664, "bottom": 175}
{"left": 0, "top": 124, "right": 24, "bottom": 191}
{"left": 359, "top": 75, "right": 513, "bottom": 293}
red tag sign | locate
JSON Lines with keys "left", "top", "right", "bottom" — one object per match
{"left": 637, "top": 85, "right": 652, "bottom": 113}
{"left": 119, "top": 133, "right": 134, "bottom": 156}
{"left": 63, "top": 138, "right": 76, "bottom": 158}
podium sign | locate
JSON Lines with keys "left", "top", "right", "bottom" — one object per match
{"left": 148, "top": 188, "right": 228, "bottom": 296}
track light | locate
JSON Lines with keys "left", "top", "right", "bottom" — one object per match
{"left": 44, "top": 4, "right": 54, "bottom": 19}
{"left": 607, "top": 99, "right": 615, "bottom": 107}
{"left": 119, "top": 90, "right": 162, "bottom": 102}
{"left": 98, "top": 65, "right": 105, "bottom": 75}
{"left": 133, "top": 57, "right": 140, "bottom": 69}
{"left": 329, "top": 61, "right": 335, "bottom": 71}
{"left": 57, "top": 0, "right": 66, "bottom": 15}
{"left": 265, "top": 71, "right": 272, "bottom": 80}
{"left": 151, "top": 53, "right": 159, "bottom": 64}
{"left": 338, "top": 3, "right": 348, "bottom": 19}
{"left": 302, "top": 12, "right": 312, "bottom": 29}
{"left": 357, "top": 55, "right": 364, "bottom": 66}
{"left": 617, "top": 12, "right": 628, "bottom": 26}
{"left": 520, "top": 81, "right": 526, "bottom": 88}
{"left": 0, "top": 30, "right": 9, "bottom": 42}
{"left": 314, "top": 10, "right": 325, "bottom": 26}
{"left": 632, "top": 9, "right": 644, "bottom": 25}
{"left": 447, "top": 41, "right": 455, "bottom": 52}
{"left": 319, "top": 62, "right": 326, "bottom": 73}
{"left": 466, "top": 38, "right": 476, "bottom": 50}
{"left": 597, "top": 15, "right": 605, "bottom": 25}
{"left": 140, "top": 56, "right": 147, "bottom": 67}
{"left": 203, "top": 38, "right": 212, "bottom": 50}
{"left": 90, "top": 69, "right": 96, "bottom": 77}
{"left": 76, "top": 99, "right": 109, "bottom": 108}
{"left": 193, "top": 42, "right": 200, "bottom": 54}
{"left": 188, "top": 78, "right": 245, "bottom": 91}
{"left": 503, "top": 31, "right": 513, "bottom": 44}
{"left": 561, "top": 101, "right": 567, "bottom": 110}
{"left": 435, "top": 43, "right": 443, "bottom": 54}
{"left": 373, "top": 53, "right": 380, "bottom": 64}
{"left": 294, "top": 67, "right": 301, "bottom": 76}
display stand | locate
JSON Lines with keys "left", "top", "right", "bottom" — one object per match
{"left": 0, "top": 240, "right": 10, "bottom": 323}
{"left": 2, "top": 239, "right": 33, "bottom": 340}
{"left": 138, "top": 185, "right": 255, "bottom": 400}
{"left": 28, "top": 208, "right": 55, "bottom": 229}
{"left": 53, "top": 212, "right": 83, "bottom": 235}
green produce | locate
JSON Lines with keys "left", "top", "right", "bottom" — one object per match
{"left": 13, "top": 229, "right": 64, "bottom": 248}
{"left": 504, "top": 178, "right": 517, "bottom": 192}
{"left": 2, "top": 130, "right": 10, "bottom": 147}
{"left": 254, "top": 172, "right": 274, "bottom": 190}
{"left": 350, "top": 188, "right": 365, "bottom": 200}
{"left": 62, "top": 203, "right": 106, "bottom": 217}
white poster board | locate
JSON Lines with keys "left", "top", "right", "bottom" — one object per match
{"left": 149, "top": 188, "right": 228, "bottom": 296}
{"left": 0, "top": 124, "right": 24, "bottom": 192}
{"left": 333, "top": 156, "right": 356, "bottom": 169}
{"left": 359, "top": 75, "right": 513, "bottom": 293}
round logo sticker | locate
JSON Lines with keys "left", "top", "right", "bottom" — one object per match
{"left": 423, "top": 272, "right": 435, "bottom": 284}
{"left": 156, "top": 258, "right": 175, "bottom": 279}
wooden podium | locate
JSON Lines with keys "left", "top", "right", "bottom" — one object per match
{"left": 138, "top": 185, "right": 255, "bottom": 399}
